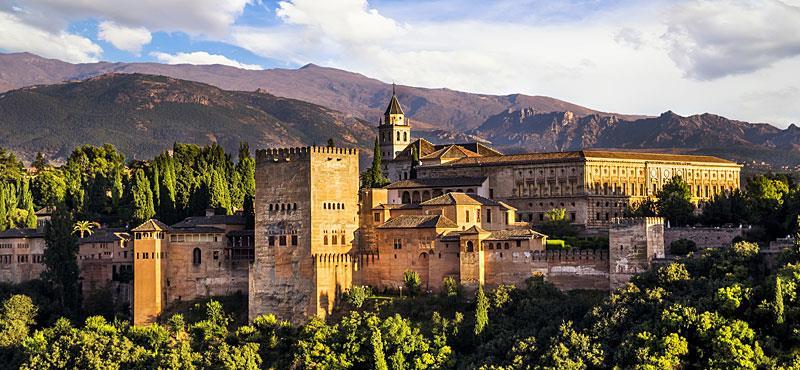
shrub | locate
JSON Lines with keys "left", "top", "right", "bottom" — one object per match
{"left": 441, "top": 276, "right": 460, "bottom": 298}
{"left": 546, "top": 239, "right": 568, "bottom": 250}
{"left": 403, "top": 270, "right": 421, "bottom": 296}
{"left": 343, "top": 286, "right": 372, "bottom": 308}
{"left": 669, "top": 239, "right": 697, "bottom": 256}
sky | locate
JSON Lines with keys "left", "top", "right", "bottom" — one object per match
{"left": 1, "top": 0, "right": 799, "bottom": 128}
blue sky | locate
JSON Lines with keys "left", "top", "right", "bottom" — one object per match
{"left": 1, "top": 0, "right": 799, "bottom": 127}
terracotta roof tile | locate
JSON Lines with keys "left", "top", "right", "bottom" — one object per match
{"left": 385, "top": 177, "right": 487, "bottom": 189}
{"left": 437, "top": 150, "right": 738, "bottom": 167}
{"left": 131, "top": 219, "right": 171, "bottom": 232}
{"left": 420, "top": 192, "right": 501, "bottom": 206}
{"left": 378, "top": 214, "right": 459, "bottom": 229}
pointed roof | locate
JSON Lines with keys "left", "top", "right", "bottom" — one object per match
{"left": 131, "top": 219, "right": 171, "bottom": 232}
{"left": 384, "top": 84, "right": 404, "bottom": 116}
{"left": 462, "top": 225, "right": 488, "bottom": 235}
{"left": 420, "top": 192, "right": 501, "bottom": 207}
{"left": 421, "top": 145, "right": 481, "bottom": 161}
{"left": 377, "top": 214, "right": 458, "bottom": 229}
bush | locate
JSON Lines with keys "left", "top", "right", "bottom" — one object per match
{"left": 546, "top": 239, "right": 567, "bottom": 250}
{"left": 343, "top": 286, "right": 372, "bottom": 308}
{"left": 669, "top": 239, "right": 697, "bottom": 256}
{"left": 442, "top": 276, "right": 460, "bottom": 298}
{"left": 403, "top": 270, "right": 421, "bottom": 296}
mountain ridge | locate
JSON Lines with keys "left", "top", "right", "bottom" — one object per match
{"left": 0, "top": 52, "right": 645, "bottom": 132}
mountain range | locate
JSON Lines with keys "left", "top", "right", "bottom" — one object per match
{"left": 0, "top": 52, "right": 798, "bottom": 168}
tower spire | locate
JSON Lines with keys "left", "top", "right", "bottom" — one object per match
{"left": 392, "top": 82, "right": 396, "bottom": 95}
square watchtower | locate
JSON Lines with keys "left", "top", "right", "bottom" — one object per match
{"left": 249, "top": 146, "right": 359, "bottom": 323}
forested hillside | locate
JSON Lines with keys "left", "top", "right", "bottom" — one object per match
{"left": 0, "top": 73, "right": 373, "bottom": 162}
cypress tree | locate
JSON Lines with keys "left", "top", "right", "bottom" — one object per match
{"left": 0, "top": 185, "right": 7, "bottom": 231}
{"left": 151, "top": 163, "right": 161, "bottom": 210}
{"left": 19, "top": 177, "right": 33, "bottom": 210}
{"left": 776, "top": 275, "right": 785, "bottom": 325}
{"left": 237, "top": 143, "right": 256, "bottom": 200}
{"left": 367, "top": 137, "right": 389, "bottom": 188}
{"left": 111, "top": 167, "right": 123, "bottom": 209}
{"left": 42, "top": 207, "right": 80, "bottom": 317}
{"left": 370, "top": 317, "right": 388, "bottom": 370}
{"left": 475, "top": 284, "right": 488, "bottom": 335}
{"left": 209, "top": 170, "right": 232, "bottom": 215}
{"left": 24, "top": 201, "right": 36, "bottom": 229}
{"left": 130, "top": 169, "right": 155, "bottom": 224}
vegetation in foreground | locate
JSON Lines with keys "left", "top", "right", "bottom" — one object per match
{"left": 1, "top": 234, "right": 800, "bottom": 369}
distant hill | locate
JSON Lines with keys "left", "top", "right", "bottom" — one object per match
{"left": 0, "top": 73, "right": 374, "bottom": 161}
{"left": 472, "top": 109, "right": 800, "bottom": 166}
{"left": 0, "top": 52, "right": 643, "bottom": 132}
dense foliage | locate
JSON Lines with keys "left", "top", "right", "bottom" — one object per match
{"left": 0, "top": 142, "right": 256, "bottom": 229}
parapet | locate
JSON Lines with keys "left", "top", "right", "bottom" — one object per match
{"left": 610, "top": 217, "right": 664, "bottom": 228}
{"left": 488, "top": 249, "right": 607, "bottom": 262}
{"left": 256, "top": 146, "right": 359, "bottom": 162}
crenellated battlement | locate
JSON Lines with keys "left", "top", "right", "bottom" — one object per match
{"left": 256, "top": 146, "right": 359, "bottom": 162}
{"left": 487, "top": 249, "right": 608, "bottom": 263}
{"left": 610, "top": 217, "right": 664, "bottom": 228}
{"left": 313, "top": 253, "right": 353, "bottom": 266}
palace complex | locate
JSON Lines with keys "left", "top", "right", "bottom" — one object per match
{"left": 0, "top": 89, "right": 744, "bottom": 325}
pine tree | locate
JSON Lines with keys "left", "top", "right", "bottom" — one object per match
{"left": 130, "top": 169, "right": 155, "bottom": 224}
{"left": 32, "top": 152, "right": 48, "bottom": 171}
{"left": 475, "top": 284, "right": 489, "bottom": 335}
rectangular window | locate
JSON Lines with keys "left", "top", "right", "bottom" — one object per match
{"left": 393, "top": 238, "right": 402, "bottom": 250}
{"left": 465, "top": 210, "right": 470, "bottom": 222}
{"left": 486, "top": 209, "right": 492, "bottom": 223}
{"left": 291, "top": 235, "right": 298, "bottom": 246}
{"left": 269, "top": 236, "right": 275, "bottom": 247}
{"left": 373, "top": 213, "right": 381, "bottom": 222}
{"left": 570, "top": 212, "right": 576, "bottom": 222}
{"left": 489, "top": 188, "right": 494, "bottom": 199}
{"left": 279, "top": 235, "right": 287, "bottom": 246}
{"left": 213, "top": 251, "right": 219, "bottom": 260}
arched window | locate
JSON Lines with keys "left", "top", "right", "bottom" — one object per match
{"left": 341, "top": 235, "right": 346, "bottom": 245}
{"left": 269, "top": 204, "right": 273, "bottom": 211}
{"left": 402, "top": 191, "right": 411, "bottom": 204}
{"left": 412, "top": 191, "right": 421, "bottom": 203}
{"left": 504, "top": 242, "right": 509, "bottom": 249}
{"left": 466, "top": 188, "right": 474, "bottom": 193}
{"left": 466, "top": 241, "right": 474, "bottom": 252}
{"left": 403, "top": 132, "right": 407, "bottom": 142}
{"left": 324, "top": 235, "right": 328, "bottom": 245}
{"left": 488, "top": 243, "right": 494, "bottom": 250}
{"left": 396, "top": 131, "right": 400, "bottom": 141}
{"left": 192, "top": 248, "right": 201, "bottom": 265}
{"left": 293, "top": 203, "right": 297, "bottom": 210}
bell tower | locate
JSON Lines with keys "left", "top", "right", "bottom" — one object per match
{"left": 378, "top": 83, "right": 411, "bottom": 161}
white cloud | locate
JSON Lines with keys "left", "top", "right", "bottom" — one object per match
{"left": 98, "top": 21, "right": 151, "bottom": 54}
{"left": 0, "top": 11, "right": 101, "bottom": 63}
{"left": 663, "top": 0, "right": 800, "bottom": 80}
{"left": 8, "top": 0, "right": 251, "bottom": 37}
{"left": 150, "top": 51, "right": 262, "bottom": 70}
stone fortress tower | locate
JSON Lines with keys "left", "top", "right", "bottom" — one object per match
{"left": 249, "top": 146, "right": 360, "bottom": 323}
{"left": 378, "top": 83, "right": 411, "bottom": 162}
{"left": 132, "top": 219, "right": 169, "bottom": 325}
{"left": 608, "top": 217, "right": 665, "bottom": 289}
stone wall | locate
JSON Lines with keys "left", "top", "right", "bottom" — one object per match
{"left": 609, "top": 217, "right": 664, "bottom": 289}
{"left": 664, "top": 227, "right": 744, "bottom": 250}
{"left": 484, "top": 249, "right": 609, "bottom": 290}
{"left": 0, "top": 236, "right": 46, "bottom": 284}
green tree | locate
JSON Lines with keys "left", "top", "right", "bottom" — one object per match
{"left": 0, "top": 294, "right": 37, "bottom": 347}
{"left": 24, "top": 202, "right": 36, "bottom": 229}
{"left": 475, "top": 284, "right": 489, "bottom": 336}
{"left": 403, "top": 270, "right": 421, "bottom": 296}
{"left": 0, "top": 188, "right": 6, "bottom": 232}
{"left": 657, "top": 176, "right": 695, "bottom": 226}
{"left": 343, "top": 286, "right": 372, "bottom": 308}
{"left": 668, "top": 239, "right": 697, "bottom": 256}
{"left": 41, "top": 207, "right": 80, "bottom": 317}
{"left": 31, "top": 170, "right": 66, "bottom": 208}
{"left": 775, "top": 275, "right": 785, "bottom": 325}
{"left": 130, "top": 168, "right": 155, "bottom": 225}
{"left": 72, "top": 220, "right": 100, "bottom": 238}
{"left": 540, "top": 321, "right": 603, "bottom": 370}
{"left": 31, "top": 152, "right": 48, "bottom": 172}
{"left": 363, "top": 138, "right": 389, "bottom": 188}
